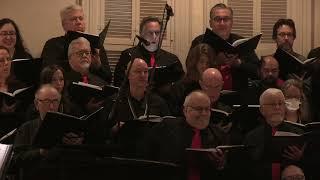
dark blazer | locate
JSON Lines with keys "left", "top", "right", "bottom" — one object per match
{"left": 243, "top": 121, "right": 304, "bottom": 180}
{"left": 143, "top": 117, "right": 227, "bottom": 180}
{"left": 41, "top": 36, "right": 112, "bottom": 83}
{"left": 190, "top": 33, "right": 260, "bottom": 92}
{"left": 113, "top": 44, "right": 184, "bottom": 87}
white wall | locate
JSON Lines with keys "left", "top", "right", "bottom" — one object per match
{"left": 0, "top": 0, "right": 76, "bottom": 57}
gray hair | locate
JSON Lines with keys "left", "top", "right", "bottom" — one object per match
{"left": 60, "top": 4, "right": 83, "bottom": 22}
{"left": 183, "top": 90, "right": 210, "bottom": 107}
{"left": 259, "top": 88, "right": 283, "bottom": 105}
{"left": 35, "top": 84, "right": 61, "bottom": 100}
{"left": 67, "top": 37, "right": 90, "bottom": 58}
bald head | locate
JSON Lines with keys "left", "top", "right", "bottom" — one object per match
{"left": 281, "top": 165, "right": 305, "bottom": 180}
{"left": 202, "top": 68, "right": 223, "bottom": 82}
{"left": 128, "top": 58, "right": 149, "bottom": 89}
{"left": 260, "top": 55, "right": 280, "bottom": 80}
{"left": 199, "top": 68, "right": 224, "bottom": 104}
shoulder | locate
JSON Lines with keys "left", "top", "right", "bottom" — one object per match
{"left": 44, "top": 36, "right": 66, "bottom": 46}
{"left": 245, "top": 124, "right": 265, "bottom": 140}
{"left": 308, "top": 47, "right": 320, "bottom": 58}
{"left": 190, "top": 34, "right": 205, "bottom": 49}
{"left": 159, "top": 49, "right": 179, "bottom": 59}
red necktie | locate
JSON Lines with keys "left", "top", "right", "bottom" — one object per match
{"left": 219, "top": 65, "right": 233, "bottom": 90}
{"left": 188, "top": 129, "right": 201, "bottom": 180}
{"left": 150, "top": 53, "right": 156, "bottom": 67}
{"left": 82, "top": 75, "right": 89, "bottom": 83}
{"left": 271, "top": 127, "right": 280, "bottom": 180}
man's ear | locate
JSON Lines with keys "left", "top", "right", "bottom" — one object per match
{"left": 259, "top": 105, "right": 264, "bottom": 117}
{"left": 183, "top": 106, "right": 188, "bottom": 116}
{"left": 34, "top": 99, "right": 39, "bottom": 111}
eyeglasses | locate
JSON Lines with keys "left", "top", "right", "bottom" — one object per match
{"left": 0, "top": 57, "right": 12, "bottom": 64}
{"left": 281, "top": 175, "right": 305, "bottom": 180}
{"left": 263, "top": 102, "right": 285, "bottom": 107}
{"left": 37, "top": 99, "right": 60, "bottom": 106}
{"left": 0, "top": 31, "right": 16, "bottom": 37}
{"left": 262, "top": 68, "right": 279, "bottom": 74}
{"left": 188, "top": 106, "right": 211, "bottom": 113}
{"left": 68, "top": 16, "right": 84, "bottom": 22}
{"left": 143, "top": 30, "right": 160, "bottom": 37}
{"left": 73, "top": 50, "right": 91, "bottom": 58}
{"left": 212, "top": 16, "right": 232, "bottom": 23}
{"left": 277, "top": 32, "right": 294, "bottom": 38}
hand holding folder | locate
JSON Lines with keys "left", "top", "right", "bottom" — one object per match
{"left": 33, "top": 107, "right": 104, "bottom": 148}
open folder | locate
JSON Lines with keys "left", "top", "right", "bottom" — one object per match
{"left": 32, "top": 107, "right": 104, "bottom": 148}
{"left": 274, "top": 48, "right": 318, "bottom": 79}
{"left": 68, "top": 82, "right": 119, "bottom": 103}
{"left": 65, "top": 19, "right": 111, "bottom": 49}
{"left": 202, "top": 28, "right": 262, "bottom": 56}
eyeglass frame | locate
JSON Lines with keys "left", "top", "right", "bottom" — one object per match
{"left": 187, "top": 106, "right": 211, "bottom": 113}
{"left": 36, "top": 98, "right": 60, "bottom": 106}
{"left": 71, "top": 50, "right": 92, "bottom": 58}
{"left": 0, "top": 31, "right": 16, "bottom": 37}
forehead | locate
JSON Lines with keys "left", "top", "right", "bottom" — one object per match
{"left": 203, "top": 75, "right": 222, "bottom": 85}
{"left": 53, "top": 69, "right": 63, "bottom": 76}
{"left": 263, "top": 92, "right": 284, "bottom": 103}
{"left": 73, "top": 42, "right": 90, "bottom": 50}
{"left": 188, "top": 93, "right": 210, "bottom": 106}
{"left": 38, "top": 88, "right": 59, "bottom": 99}
{"left": 131, "top": 60, "right": 148, "bottom": 70}
{"left": 277, "top": 25, "right": 293, "bottom": 32}
{"left": 263, "top": 57, "right": 279, "bottom": 68}
{"left": 0, "top": 23, "right": 15, "bottom": 31}
{"left": 284, "top": 85, "right": 301, "bottom": 96}
{"left": 66, "top": 9, "right": 84, "bottom": 18}
{"left": 143, "top": 21, "right": 160, "bottom": 31}
{"left": 213, "top": 8, "right": 232, "bottom": 17}
{"left": 0, "top": 49, "right": 9, "bottom": 56}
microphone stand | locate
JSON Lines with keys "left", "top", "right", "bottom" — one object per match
{"left": 145, "top": 4, "right": 174, "bottom": 122}
{"left": 107, "top": 43, "right": 139, "bottom": 130}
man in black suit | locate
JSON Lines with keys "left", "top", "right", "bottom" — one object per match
{"left": 144, "top": 90, "right": 227, "bottom": 180}
{"left": 190, "top": 3, "right": 259, "bottom": 92}
{"left": 113, "top": 16, "right": 184, "bottom": 87}
{"left": 244, "top": 88, "right": 305, "bottom": 180}
{"left": 41, "top": 4, "right": 112, "bottom": 83}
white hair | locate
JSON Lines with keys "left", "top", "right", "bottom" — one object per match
{"left": 259, "top": 88, "right": 283, "bottom": 105}
{"left": 183, "top": 90, "right": 210, "bottom": 107}
{"left": 67, "top": 37, "right": 90, "bottom": 58}
{"left": 60, "top": 4, "right": 83, "bottom": 22}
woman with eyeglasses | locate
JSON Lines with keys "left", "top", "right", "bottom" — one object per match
{"left": 0, "top": 18, "right": 32, "bottom": 59}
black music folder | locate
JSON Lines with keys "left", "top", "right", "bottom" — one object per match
{"left": 274, "top": 48, "right": 318, "bottom": 79}
{"left": 283, "top": 121, "right": 320, "bottom": 133}
{"left": 0, "top": 86, "right": 33, "bottom": 106}
{"left": 202, "top": 28, "right": 262, "bottom": 56}
{"left": 68, "top": 82, "right": 119, "bottom": 103}
{"left": 186, "top": 144, "right": 247, "bottom": 152}
{"left": 270, "top": 131, "right": 320, "bottom": 162}
{"left": 65, "top": 19, "right": 111, "bottom": 49}
{"left": 12, "top": 58, "right": 42, "bottom": 85}
{"left": 149, "top": 61, "right": 183, "bottom": 86}
{"left": 32, "top": 107, "right": 104, "bottom": 148}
